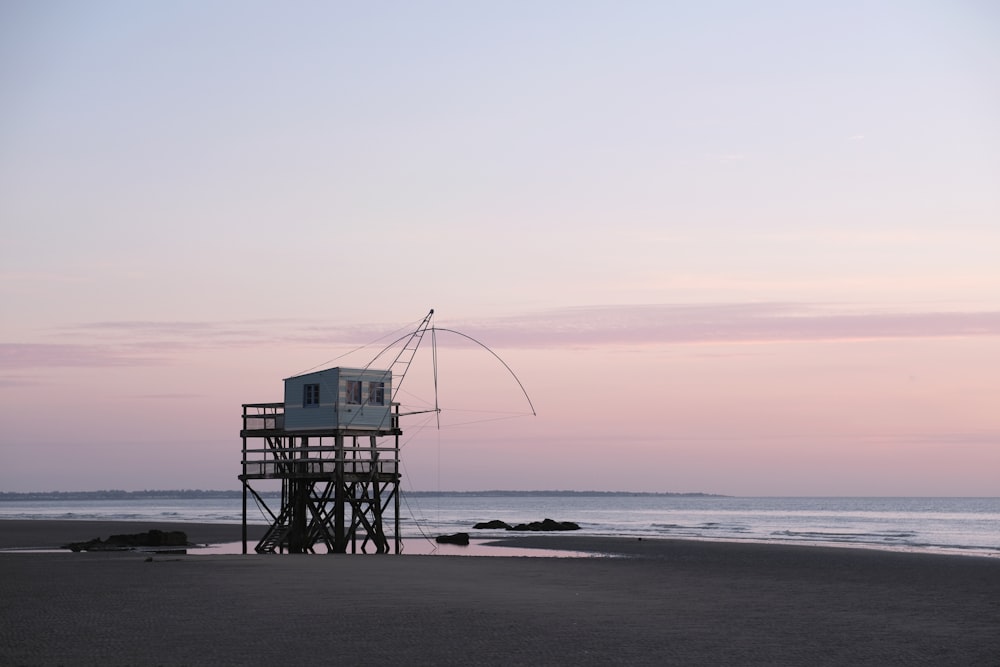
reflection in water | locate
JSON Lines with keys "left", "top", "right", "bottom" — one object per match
{"left": 191, "top": 538, "right": 594, "bottom": 558}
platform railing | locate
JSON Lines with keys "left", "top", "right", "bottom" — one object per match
{"left": 241, "top": 459, "right": 399, "bottom": 477}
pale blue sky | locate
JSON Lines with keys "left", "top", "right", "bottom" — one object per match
{"left": 1, "top": 2, "right": 998, "bottom": 494}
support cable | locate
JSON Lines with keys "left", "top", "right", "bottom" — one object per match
{"left": 293, "top": 315, "right": 426, "bottom": 376}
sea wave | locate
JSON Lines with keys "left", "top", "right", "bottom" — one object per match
{"left": 2, "top": 496, "right": 999, "bottom": 557}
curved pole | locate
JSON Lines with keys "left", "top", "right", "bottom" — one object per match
{"left": 349, "top": 315, "right": 536, "bottom": 419}
{"left": 430, "top": 327, "right": 537, "bottom": 416}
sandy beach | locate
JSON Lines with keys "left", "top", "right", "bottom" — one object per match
{"left": 2, "top": 520, "right": 999, "bottom": 665}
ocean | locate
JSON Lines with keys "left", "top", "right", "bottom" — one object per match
{"left": 1, "top": 494, "right": 998, "bottom": 558}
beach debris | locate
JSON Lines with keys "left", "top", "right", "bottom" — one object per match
{"left": 435, "top": 532, "right": 470, "bottom": 545}
{"left": 61, "top": 529, "right": 190, "bottom": 553}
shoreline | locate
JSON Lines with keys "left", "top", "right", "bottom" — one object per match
{"left": 2, "top": 521, "right": 999, "bottom": 665}
{"left": 1, "top": 518, "right": 997, "bottom": 560}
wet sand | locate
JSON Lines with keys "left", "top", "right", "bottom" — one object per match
{"left": 1, "top": 520, "right": 999, "bottom": 665}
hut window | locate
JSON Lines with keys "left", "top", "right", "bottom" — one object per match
{"left": 345, "top": 380, "right": 362, "bottom": 404}
{"left": 368, "top": 381, "right": 385, "bottom": 405}
{"left": 303, "top": 384, "right": 320, "bottom": 407}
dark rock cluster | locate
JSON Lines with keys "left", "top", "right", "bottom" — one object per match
{"left": 472, "top": 518, "right": 580, "bottom": 532}
{"left": 435, "top": 532, "right": 470, "bottom": 545}
{"left": 62, "top": 530, "right": 190, "bottom": 552}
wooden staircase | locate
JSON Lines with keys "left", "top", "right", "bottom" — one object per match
{"left": 255, "top": 523, "right": 291, "bottom": 554}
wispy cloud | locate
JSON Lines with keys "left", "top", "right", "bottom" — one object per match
{"left": 0, "top": 374, "right": 41, "bottom": 387}
{"left": 0, "top": 271, "right": 87, "bottom": 290}
{"left": 0, "top": 316, "right": 427, "bottom": 370}
{"left": 3, "top": 304, "right": 999, "bottom": 369}
{"left": 440, "top": 303, "right": 1000, "bottom": 349}
{"left": 134, "top": 393, "right": 205, "bottom": 400}
{"left": 0, "top": 343, "right": 167, "bottom": 369}
{"left": 235, "top": 305, "right": 1000, "bottom": 349}
{"left": 60, "top": 318, "right": 418, "bottom": 350}
{"left": 762, "top": 228, "right": 997, "bottom": 245}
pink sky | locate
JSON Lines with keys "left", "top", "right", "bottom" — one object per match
{"left": 1, "top": 2, "right": 998, "bottom": 495}
{"left": 1, "top": 306, "right": 997, "bottom": 495}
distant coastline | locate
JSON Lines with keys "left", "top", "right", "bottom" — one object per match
{"left": 0, "top": 489, "right": 726, "bottom": 501}
{"left": 406, "top": 490, "right": 727, "bottom": 498}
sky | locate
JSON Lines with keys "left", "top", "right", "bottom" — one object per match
{"left": 1, "top": 1, "right": 998, "bottom": 496}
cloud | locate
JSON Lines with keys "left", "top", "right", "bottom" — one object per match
{"left": 134, "top": 393, "right": 205, "bottom": 400}
{"left": 0, "top": 271, "right": 87, "bottom": 291}
{"left": 0, "top": 317, "right": 423, "bottom": 370}
{"left": 0, "top": 375, "right": 41, "bottom": 387}
{"left": 439, "top": 303, "right": 1000, "bottom": 349}
{"left": 62, "top": 318, "right": 383, "bottom": 347}
{"left": 4, "top": 304, "right": 999, "bottom": 370}
{"left": 0, "top": 343, "right": 167, "bottom": 369}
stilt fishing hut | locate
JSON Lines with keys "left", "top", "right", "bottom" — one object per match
{"left": 239, "top": 367, "right": 401, "bottom": 554}
{"left": 239, "top": 310, "right": 435, "bottom": 555}
{"left": 238, "top": 309, "right": 534, "bottom": 554}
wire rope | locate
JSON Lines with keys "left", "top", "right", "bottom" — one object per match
{"left": 293, "top": 315, "right": 425, "bottom": 376}
{"left": 397, "top": 460, "right": 441, "bottom": 554}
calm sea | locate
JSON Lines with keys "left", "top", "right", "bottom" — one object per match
{"left": 2, "top": 495, "right": 998, "bottom": 558}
